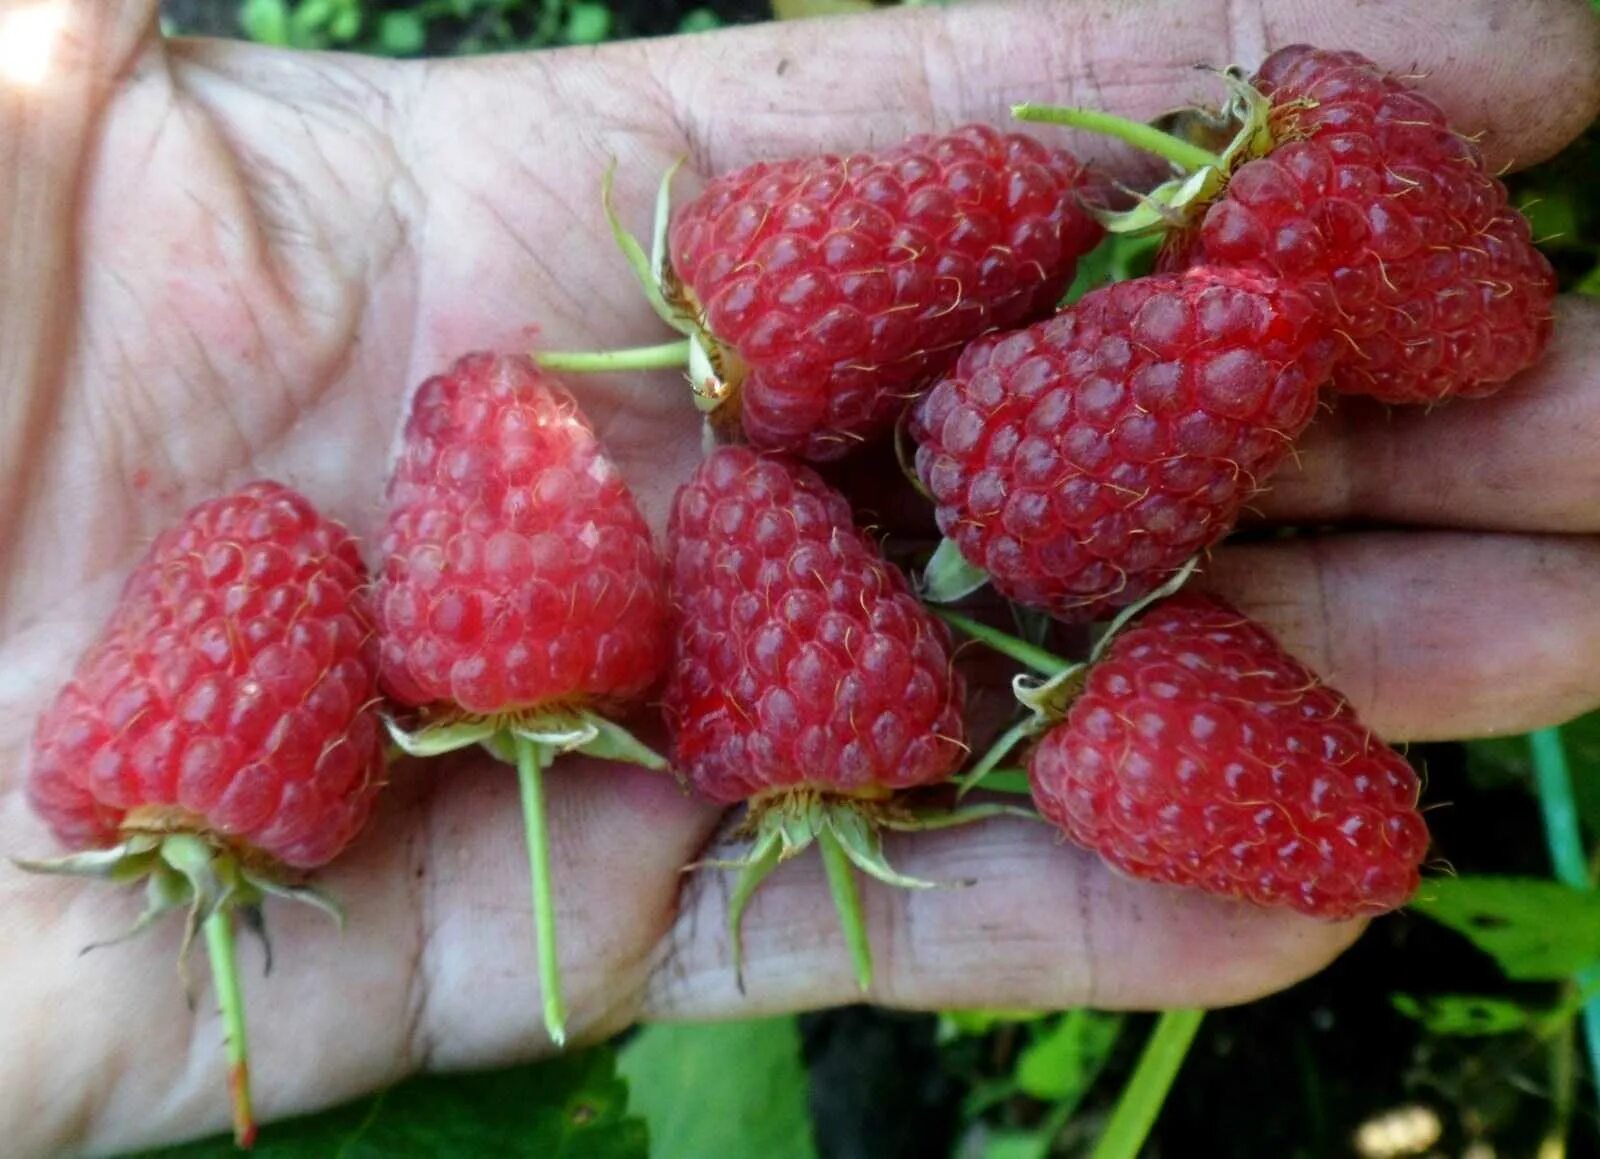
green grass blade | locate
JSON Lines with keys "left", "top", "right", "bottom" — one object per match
{"left": 1089, "top": 1008, "right": 1204, "bottom": 1159}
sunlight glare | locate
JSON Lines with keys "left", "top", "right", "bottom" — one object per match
{"left": 0, "top": 2, "right": 67, "bottom": 89}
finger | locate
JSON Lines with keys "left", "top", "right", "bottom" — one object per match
{"left": 1257, "top": 298, "right": 1600, "bottom": 533}
{"left": 642, "top": 816, "right": 1360, "bottom": 1018}
{"left": 1204, "top": 531, "right": 1600, "bottom": 741}
{"left": 642, "top": 0, "right": 1600, "bottom": 176}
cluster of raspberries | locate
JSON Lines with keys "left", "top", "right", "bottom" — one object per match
{"left": 21, "top": 45, "right": 1554, "bottom": 1148}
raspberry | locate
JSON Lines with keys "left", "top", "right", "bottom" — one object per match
{"left": 1027, "top": 593, "right": 1428, "bottom": 920}
{"left": 1021, "top": 45, "right": 1555, "bottom": 404}
{"left": 665, "top": 447, "right": 976, "bottom": 989}
{"left": 1173, "top": 46, "right": 1556, "bottom": 403}
{"left": 665, "top": 125, "right": 1102, "bottom": 459}
{"left": 372, "top": 351, "right": 670, "bottom": 1046}
{"left": 913, "top": 266, "right": 1336, "bottom": 621}
{"left": 28, "top": 481, "right": 382, "bottom": 870}
{"left": 666, "top": 447, "right": 966, "bottom": 802}
{"left": 375, "top": 352, "right": 669, "bottom": 715}
{"left": 23, "top": 480, "right": 384, "bottom": 1147}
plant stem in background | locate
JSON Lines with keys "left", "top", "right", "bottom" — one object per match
{"left": 1530, "top": 725, "right": 1600, "bottom": 1135}
{"left": 1090, "top": 1008, "right": 1204, "bottom": 1159}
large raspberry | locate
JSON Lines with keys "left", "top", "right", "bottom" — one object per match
{"left": 1020, "top": 44, "right": 1555, "bottom": 404}
{"left": 913, "top": 266, "right": 1336, "bottom": 621}
{"left": 666, "top": 447, "right": 965, "bottom": 802}
{"left": 666, "top": 447, "right": 980, "bottom": 989}
{"left": 372, "top": 351, "right": 670, "bottom": 1046}
{"left": 24, "top": 480, "right": 384, "bottom": 1147}
{"left": 662, "top": 125, "right": 1102, "bottom": 459}
{"left": 1161, "top": 46, "right": 1555, "bottom": 403}
{"left": 1028, "top": 594, "right": 1427, "bottom": 920}
{"left": 375, "top": 352, "right": 669, "bottom": 715}
{"left": 28, "top": 481, "right": 382, "bottom": 870}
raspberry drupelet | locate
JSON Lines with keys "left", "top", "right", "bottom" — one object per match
{"left": 24, "top": 480, "right": 386, "bottom": 1148}
{"left": 374, "top": 352, "right": 670, "bottom": 1045}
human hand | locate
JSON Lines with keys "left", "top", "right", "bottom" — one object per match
{"left": 1, "top": 0, "right": 1597, "bottom": 1153}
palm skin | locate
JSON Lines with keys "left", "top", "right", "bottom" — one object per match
{"left": 1, "top": 0, "right": 1599, "bottom": 1153}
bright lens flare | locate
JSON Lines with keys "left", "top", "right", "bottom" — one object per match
{"left": 0, "top": 2, "right": 67, "bottom": 88}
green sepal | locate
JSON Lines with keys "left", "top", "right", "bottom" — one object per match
{"left": 242, "top": 871, "right": 345, "bottom": 930}
{"left": 953, "top": 713, "right": 1055, "bottom": 798}
{"left": 1097, "top": 167, "right": 1225, "bottom": 236}
{"left": 385, "top": 714, "right": 499, "bottom": 757}
{"left": 920, "top": 537, "right": 991, "bottom": 604}
{"left": 602, "top": 162, "right": 696, "bottom": 337}
{"left": 877, "top": 801, "right": 1040, "bottom": 832}
{"left": 390, "top": 710, "right": 667, "bottom": 771}
{"left": 825, "top": 808, "right": 942, "bottom": 891}
{"left": 13, "top": 833, "right": 163, "bottom": 881}
{"left": 724, "top": 826, "right": 785, "bottom": 992}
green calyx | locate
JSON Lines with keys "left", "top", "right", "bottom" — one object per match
{"left": 16, "top": 832, "right": 340, "bottom": 1149}
{"left": 1013, "top": 68, "right": 1282, "bottom": 236}
{"left": 934, "top": 560, "right": 1203, "bottom": 795}
{"left": 387, "top": 708, "right": 665, "bottom": 1049}
{"left": 384, "top": 706, "right": 667, "bottom": 771}
{"left": 534, "top": 161, "right": 739, "bottom": 420}
{"left": 706, "top": 793, "right": 1030, "bottom": 993}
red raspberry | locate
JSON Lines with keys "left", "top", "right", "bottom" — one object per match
{"left": 913, "top": 267, "right": 1336, "bottom": 621}
{"left": 24, "top": 480, "right": 384, "bottom": 1147}
{"left": 1028, "top": 594, "right": 1428, "bottom": 920}
{"left": 668, "top": 125, "right": 1103, "bottom": 459}
{"left": 666, "top": 447, "right": 966, "bottom": 802}
{"left": 372, "top": 351, "right": 669, "bottom": 1047}
{"left": 375, "top": 352, "right": 669, "bottom": 716}
{"left": 1160, "top": 45, "right": 1555, "bottom": 403}
{"left": 665, "top": 447, "right": 972, "bottom": 990}
{"left": 28, "top": 481, "right": 383, "bottom": 870}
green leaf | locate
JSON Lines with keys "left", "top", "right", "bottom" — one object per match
{"left": 563, "top": 2, "right": 612, "bottom": 45}
{"left": 620, "top": 1019, "right": 817, "bottom": 1159}
{"left": 677, "top": 8, "right": 724, "bottom": 33}
{"left": 131, "top": 1047, "right": 645, "bottom": 1157}
{"left": 238, "top": 0, "right": 292, "bottom": 45}
{"left": 377, "top": 11, "right": 426, "bottom": 54}
{"left": 1410, "top": 876, "right": 1600, "bottom": 979}
{"left": 938, "top": 1008, "right": 1048, "bottom": 1038}
{"left": 1016, "top": 1010, "right": 1123, "bottom": 1101}
{"left": 1391, "top": 993, "right": 1539, "bottom": 1036}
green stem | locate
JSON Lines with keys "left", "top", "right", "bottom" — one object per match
{"left": 1012, "top": 103, "right": 1223, "bottom": 172}
{"left": 1531, "top": 725, "right": 1600, "bottom": 1132}
{"left": 536, "top": 338, "right": 691, "bottom": 374}
{"left": 817, "top": 825, "right": 873, "bottom": 991}
{"left": 203, "top": 908, "right": 257, "bottom": 1150}
{"left": 516, "top": 735, "right": 567, "bottom": 1046}
{"left": 1090, "top": 1009, "right": 1204, "bottom": 1159}
{"left": 932, "top": 609, "right": 1070, "bottom": 677}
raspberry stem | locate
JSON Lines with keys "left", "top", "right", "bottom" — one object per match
{"left": 931, "top": 609, "right": 1070, "bottom": 676}
{"left": 816, "top": 825, "right": 873, "bottom": 992}
{"left": 202, "top": 907, "right": 257, "bottom": 1149}
{"left": 536, "top": 339, "right": 691, "bottom": 374}
{"left": 1012, "top": 103, "right": 1222, "bottom": 172}
{"left": 514, "top": 735, "right": 567, "bottom": 1047}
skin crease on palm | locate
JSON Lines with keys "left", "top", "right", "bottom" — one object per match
{"left": 0, "top": 0, "right": 1598, "bottom": 1153}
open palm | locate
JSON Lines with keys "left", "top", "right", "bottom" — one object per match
{"left": 3, "top": 0, "right": 1599, "bottom": 1153}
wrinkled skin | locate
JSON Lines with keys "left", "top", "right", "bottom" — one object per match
{"left": 1, "top": 0, "right": 1597, "bottom": 1153}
